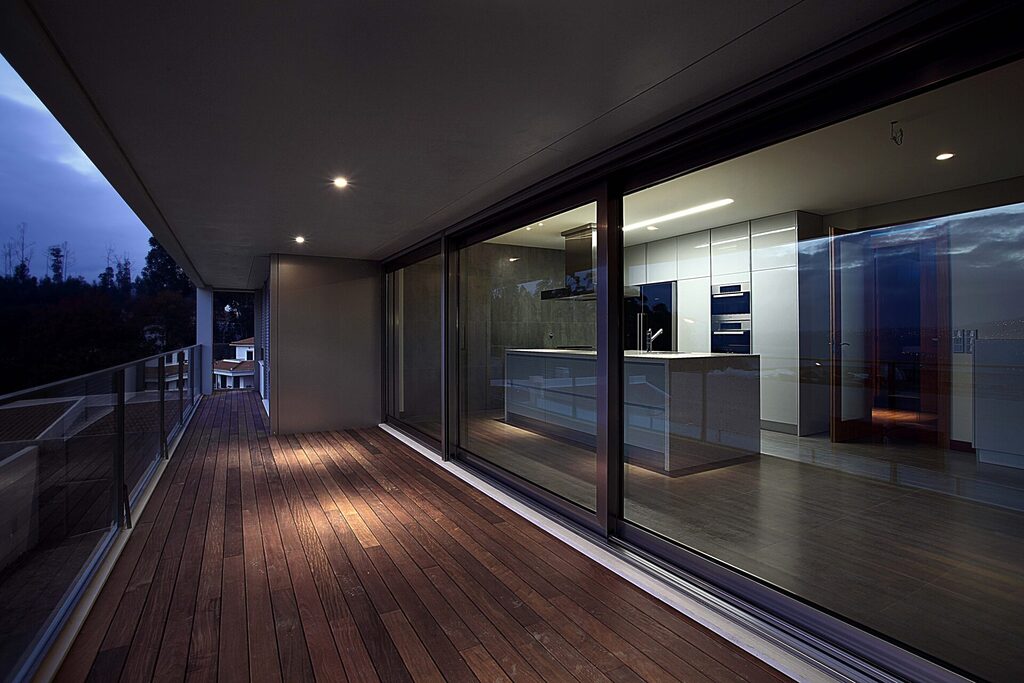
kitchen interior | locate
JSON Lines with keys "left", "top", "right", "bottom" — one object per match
{"left": 456, "top": 59, "right": 1024, "bottom": 682}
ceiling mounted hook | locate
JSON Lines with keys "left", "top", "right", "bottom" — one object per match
{"left": 890, "top": 120, "right": 904, "bottom": 146}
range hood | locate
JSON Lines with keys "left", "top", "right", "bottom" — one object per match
{"left": 540, "top": 223, "right": 597, "bottom": 300}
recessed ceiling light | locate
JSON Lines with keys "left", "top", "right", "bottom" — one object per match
{"left": 935, "top": 152, "right": 955, "bottom": 161}
{"left": 294, "top": 236, "right": 305, "bottom": 244}
{"left": 623, "top": 198, "right": 734, "bottom": 231}
{"left": 538, "top": 222, "right": 544, "bottom": 226}
{"left": 333, "top": 176, "right": 349, "bottom": 188}
{"left": 525, "top": 227, "right": 532, "bottom": 231}
{"left": 508, "top": 257, "right": 519, "bottom": 262}
{"left": 646, "top": 225, "right": 659, "bottom": 231}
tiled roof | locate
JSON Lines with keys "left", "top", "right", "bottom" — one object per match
{"left": 214, "top": 360, "right": 255, "bottom": 373}
{"left": 230, "top": 337, "right": 255, "bottom": 346}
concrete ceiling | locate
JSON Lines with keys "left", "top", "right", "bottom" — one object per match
{"left": 0, "top": 0, "right": 918, "bottom": 288}
{"left": 493, "top": 59, "right": 1024, "bottom": 250}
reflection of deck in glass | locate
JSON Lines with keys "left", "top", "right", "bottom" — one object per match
{"left": 465, "top": 412, "right": 1024, "bottom": 682}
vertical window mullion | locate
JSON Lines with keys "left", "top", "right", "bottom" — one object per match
{"left": 596, "top": 179, "right": 624, "bottom": 535}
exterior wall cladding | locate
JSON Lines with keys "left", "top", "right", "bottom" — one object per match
{"left": 261, "top": 282, "right": 270, "bottom": 398}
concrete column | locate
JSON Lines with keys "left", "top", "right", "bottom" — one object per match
{"left": 196, "top": 287, "right": 214, "bottom": 395}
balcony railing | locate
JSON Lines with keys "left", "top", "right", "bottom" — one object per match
{"left": 0, "top": 345, "right": 202, "bottom": 683}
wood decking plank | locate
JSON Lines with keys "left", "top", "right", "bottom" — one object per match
{"left": 56, "top": 391, "right": 790, "bottom": 683}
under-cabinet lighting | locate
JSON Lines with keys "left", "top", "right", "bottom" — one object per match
{"left": 623, "top": 198, "right": 733, "bottom": 231}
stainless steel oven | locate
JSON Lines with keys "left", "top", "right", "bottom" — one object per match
{"left": 710, "top": 282, "right": 751, "bottom": 316}
{"left": 711, "top": 282, "right": 751, "bottom": 353}
{"left": 711, "top": 317, "right": 751, "bottom": 354}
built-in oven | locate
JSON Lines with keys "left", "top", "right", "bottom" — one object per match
{"left": 710, "top": 282, "right": 751, "bottom": 316}
{"left": 711, "top": 282, "right": 751, "bottom": 353}
{"left": 711, "top": 318, "right": 751, "bottom": 354}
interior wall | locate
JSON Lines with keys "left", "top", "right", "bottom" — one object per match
{"left": 824, "top": 176, "right": 1024, "bottom": 445}
{"left": 461, "top": 242, "right": 595, "bottom": 411}
{"left": 269, "top": 254, "right": 381, "bottom": 434}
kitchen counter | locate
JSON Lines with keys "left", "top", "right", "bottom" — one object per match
{"left": 505, "top": 348, "right": 761, "bottom": 474}
{"left": 508, "top": 348, "right": 756, "bottom": 360}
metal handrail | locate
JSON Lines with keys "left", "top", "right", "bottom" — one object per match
{"left": 0, "top": 344, "right": 201, "bottom": 403}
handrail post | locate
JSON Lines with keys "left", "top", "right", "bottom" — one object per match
{"left": 159, "top": 355, "right": 167, "bottom": 459}
{"left": 115, "top": 368, "right": 131, "bottom": 528}
{"left": 178, "top": 350, "right": 185, "bottom": 425}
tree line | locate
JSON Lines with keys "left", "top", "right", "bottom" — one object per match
{"left": 0, "top": 226, "right": 196, "bottom": 395}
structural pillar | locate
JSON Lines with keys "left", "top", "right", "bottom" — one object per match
{"left": 196, "top": 287, "right": 214, "bottom": 395}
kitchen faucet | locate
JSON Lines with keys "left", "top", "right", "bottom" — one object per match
{"left": 646, "top": 328, "right": 663, "bottom": 353}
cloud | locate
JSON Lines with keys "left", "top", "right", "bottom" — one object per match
{"left": 0, "top": 60, "right": 48, "bottom": 113}
{"left": 0, "top": 56, "right": 151, "bottom": 278}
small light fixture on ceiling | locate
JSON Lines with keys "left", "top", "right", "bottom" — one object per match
{"left": 333, "top": 176, "right": 349, "bottom": 188}
{"left": 294, "top": 236, "right": 305, "bottom": 244}
{"left": 538, "top": 222, "right": 544, "bottom": 226}
{"left": 646, "top": 225, "right": 659, "bottom": 231}
{"left": 935, "top": 152, "right": 955, "bottom": 161}
{"left": 508, "top": 257, "right": 519, "bottom": 263}
{"left": 525, "top": 227, "right": 532, "bottom": 231}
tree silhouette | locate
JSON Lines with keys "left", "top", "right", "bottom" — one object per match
{"left": 47, "top": 245, "right": 65, "bottom": 283}
{"left": 0, "top": 231, "right": 196, "bottom": 394}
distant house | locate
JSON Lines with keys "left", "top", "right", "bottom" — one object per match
{"left": 213, "top": 337, "right": 255, "bottom": 389}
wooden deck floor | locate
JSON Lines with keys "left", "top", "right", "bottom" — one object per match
{"left": 56, "top": 390, "right": 787, "bottom": 682}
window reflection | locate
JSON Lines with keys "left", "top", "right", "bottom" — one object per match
{"left": 387, "top": 254, "right": 442, "bottom": 442}
{"left": 459, "top": 203, "right": 598, "bottom": 510}
{"left": 619, "top": 58, "right": 1024, "bottom": 683}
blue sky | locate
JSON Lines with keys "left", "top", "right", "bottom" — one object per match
{"left": 0, "top": 55, "right": 152, "bottom": 280}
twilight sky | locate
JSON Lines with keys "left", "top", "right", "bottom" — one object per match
{"left": 0, "top": 55, "right": 152, "bottom": 280}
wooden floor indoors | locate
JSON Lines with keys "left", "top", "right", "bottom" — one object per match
{"left": 56, "top": 390, "right": 787, "bottom": 682}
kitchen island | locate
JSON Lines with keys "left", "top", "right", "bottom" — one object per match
{"left": 505, "top": 348, "right": 760, "bottom": 474}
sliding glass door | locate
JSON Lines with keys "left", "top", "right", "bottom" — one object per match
{"left": 615, "top": 60, "right": 1024, "bottom": 683}
{"left": 457, "top": 202, "right": 600, "bottom": 511}
{"left": 386, "top": 252, "right": 443, "bottom": 444}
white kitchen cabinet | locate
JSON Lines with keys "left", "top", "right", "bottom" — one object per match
{"left": 645, "top": 237, "right": 678, "bottom": 283}
{"left": 710, "top": 222, "right": 750, "bottom": 281}
{"left": 625, "top": 244, "right": 647, "bottom": 285}
{"left": 676, "top": 230, "right": 710, "bottom": 279}
{"left": 676, "top": 277, "right": 710, "bottom": 353}
{"left": 752, "top": 266, "right": 799, "bottom": 428}
{"left": 751, "top": 213, "right": 798, "bottom": 270}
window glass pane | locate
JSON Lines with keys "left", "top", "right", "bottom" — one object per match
{"left": 619, "top": 59, "right": 1024, "bottom": 682}
{"left": 387, "top": 254, "right": 442, "bottom": 442}
{"left": 459, "top": 202, "right": 597, "bottom": 510}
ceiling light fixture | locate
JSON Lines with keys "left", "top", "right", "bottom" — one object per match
{"left": 294, "top": 236, "right": 305, "bottom": 244}
{"left": 754, "top": 226, "right": 796, "bottom": 237}
{"left": 623, "top": 198, "right": 733, "bottom": 231}
{"left": 525, "top": 227, "right": 532, "bottom": 231}
{"left": 333, "top": 176, "right": 349, "bottom": 188}
{"left": 646, "top": 225, "right": 659, "bottom": 231}
{"left": 538, "top": 222, "right": 544, "bottom": 226}
{"left": 508, "top": 257, "right": 519, "bottom": 262}
{"left": 935, "top": 152, "right": 955, "bottom": 161}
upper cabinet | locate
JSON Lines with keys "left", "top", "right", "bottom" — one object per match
{"left": 625, "top": 244, "right": 647, "bottom": 286}
{"left": 646, "top": 236, "right": 678, "bottom": 282}
{"left": 751, "top": 213, "right": 798, "bottom": 270}
{"left": 676, "top": 230, "right": 710, "bottom": 279}
{"left": 710, "top": 221, "right": 750, "bottom": 281}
